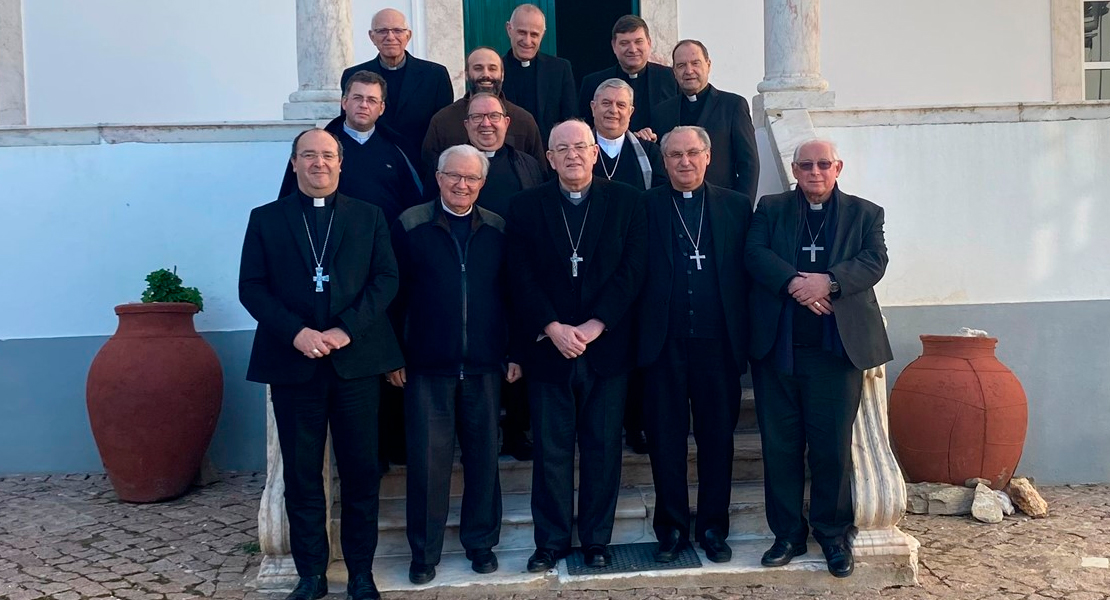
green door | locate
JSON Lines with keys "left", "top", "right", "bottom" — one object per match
{"left": 464, "top": 0, "right": 559, "bottom": 56}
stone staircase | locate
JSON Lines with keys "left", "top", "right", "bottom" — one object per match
{"left": 256, "top": 368, "right": 920, "bottom": 593}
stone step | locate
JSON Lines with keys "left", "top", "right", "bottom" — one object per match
{"left": 334, "top": 481, "right": 792, "bottom": 560}
{"left": 378, "top": 430, "right": 765, "bottom": 499}
{"left": 317, "top": 538, "right": 915, "bottom": 595}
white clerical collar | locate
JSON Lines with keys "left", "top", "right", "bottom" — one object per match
{"left": 381, "top": 54, "right": 407, "bottom": 70}
{"left": 596, "top": 132, "right": 624, "bottom": 158}
{"left": 808, "top": 202, "right": 825, "bottom": 211}
{"left": 682, "top": 191, "right": 694, "bottom": 198}
{"left": 520, "top": 59, "right": 531, "bottom": 67}
{"left": 484, "top": 150, "right": 497, "bottom": 158}
{"left": 441, "top": 199, "right": 474, "bottom": 217}
{"left": 343, "top": 123, "right": 375, "bottom": 144}
{"left": 686, "top": 94, "right": 697, "bottom": 102}
{"left": 313, "top": 197, "right": 326, "bottom": 207}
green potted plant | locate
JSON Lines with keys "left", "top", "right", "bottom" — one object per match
{"left": 86, "top": 267, "right": 224, "bottom": 502}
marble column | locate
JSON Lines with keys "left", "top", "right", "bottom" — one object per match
{"left": 753, "top": 0, "right": 834, "bottom": 123}
{"left": 0, "top": 0, "right": 27, "bottom": 126}
{"left": 1050, "top": 0, "right": 1083, "bottom": 102}
{"left": 283, "top": 0, "right": 353, "bottom": 120}
{"left": 850, "top": 362, "right": 920, "bottom": 584}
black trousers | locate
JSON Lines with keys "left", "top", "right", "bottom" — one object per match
{"left": 270, "top": 361, "right": 381, "bottom": 577}
{"left": 624, "top": 368, "right": 645, "bottom": 439}
{"left": 529, "top": 359, "right": 627, "bottom": 550}
{"left": 751, "top": 346, "right": 862, "bottom": 546}
{"left": 643, "top": 337, "right": 741, "bottom": 541}
{"left": 379, "top": 381, "right": 406, "bottom": 464}
{"left": 404, "top": 372, "right": 502, "bottom": 565}
{"left": 500, "top": 377, "right": 530, "bottom": 440}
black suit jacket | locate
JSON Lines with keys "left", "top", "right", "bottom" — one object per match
{"left": 578, "top": 63, "right": 679, "bottom": 132}
{"left": 239, "top": 193, "right": 403, "bottom": 384}
{"left": 652, "top": 84, "right": 759, "bottom": 202}
{"left": 502, "top": 51, "right": 577, "bottom": 145}
{"left": 506, "top": 179, "right": 647, "bottom": 383}
{"left": 745, "top": 186, "right": 893, "bottom": 370}
{"left": 637, "top": 184, "right": 751, "bottom": 372}
{"left": 341, "top": 52, "right": 454, "bottom": 170}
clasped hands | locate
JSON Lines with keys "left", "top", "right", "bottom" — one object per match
{"left": 545, "top": 318, "right": 605, "bottom": 359}
{"left": 788, "top": 272, "right": 835, "bottom": 316}
{"left": 293, "top": 327, "right": 351, "bottom": 359}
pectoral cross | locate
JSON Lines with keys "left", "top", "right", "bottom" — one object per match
{"left": 570, "top": 251, "right": 583, "bottom": 277}
{"left": 313, "top": 266, "right": 329, "bottom": 292}
{"left": 802, "top": 243, "right": 823, "bottom": 263}
{"left": 690, "top": 250, "right": 706, "bottom": 270}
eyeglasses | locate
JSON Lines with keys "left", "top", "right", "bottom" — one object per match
{"left": 346, "top": 95, "right": 382, "bottom": 107}
{"left": 439, "top": 171, "right": 484, "bottom": 185}
{"left": 372, "top": 27, "right": 409, "bottom": 38}
{"left": 466, "top": 111, "right": 505, "bottom": 125}
{"left": 551, "top": 142, "right": 595, "bottom": 156}
{"left": 794, "top": 160, "right": 838, "bottom": 171}
{"left": 663, "top": 148, "right": 708, "bottom": 160}
{"left": 298, "top": 151, "right": 339, "bottom": 162}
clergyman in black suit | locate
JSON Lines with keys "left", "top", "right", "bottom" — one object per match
{"left": 578, "top": 15, "right": 678, "bottom": 136}
{"left": 745, "top": 138, "right": 892, "bottom": 579}
{"left": 239, "top": 129, "right": 402, "bottom": 600}
{"left": 501, "top": 4, "right": 576, "bottom": 146}
{"left": 341, "top": 8, "right": 453, "bottom": 175}
{"left": 637, "top": 126, "right": 751, "bottom": 565}
{"left": 506, "top": 120, "right": 647, "bottom": 572}
{"left": 651, "top": 40, "right": 759, "bottom": 202}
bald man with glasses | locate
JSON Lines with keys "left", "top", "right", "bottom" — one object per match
{"left": 745, "top": 138, "right": 892, "bottom": 579}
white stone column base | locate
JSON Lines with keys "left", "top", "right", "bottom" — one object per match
{"left": 852, "top": 526, "right": 920, "bottom": 585}
{"left": 255, "top": 555, "right": 300, "bottom": 590}
{"left": 752, "top": 91, "right": 835, "bottom": 124}
{"left": 283, "top": 101, "right": 340, "bottom": 121}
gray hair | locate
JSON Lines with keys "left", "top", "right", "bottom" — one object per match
{"left": 792, "top": 138, "right": 841, "bottom": 162}
{"left": 660, "top": 125, "right": 711, "bottom": 154}
{"left": 592, "top": 77, "right": 635, "bottom": 104}
{"left": 437, "top": 144, "right": 490, "bottom": 178}
{"left": 509, "top": 3, "right": 546, "bottom": 28}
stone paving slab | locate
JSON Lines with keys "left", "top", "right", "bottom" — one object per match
{"left": 1, "top": 473, "right": 1107, "bottom": 599}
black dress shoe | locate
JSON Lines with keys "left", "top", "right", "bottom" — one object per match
{"left": 501, "top": 433, "right": 534, "bottom": 461}
{"left": 407, "top": 562, "right": 436, "bottom": 585}
{"left": 583, "top": 544, "right": 612, "bottom": 568}
{"left": 627, "top": 430, "right": 649, "bottom": 454}
{"left": 699, "top": 530, "right": 732, "bottom": 563}
{"left": 526, "top": 548, "right": 563, "bottom": 572}
{"left": 466, "top": 548, "right": 498, "bottom": 574}
{"left": 823, "top": 542, "right": 854, "bottom": 578}
{"left": 347, "top": 571, "right": 380, "bottom": 600}
{"left": 761, "top": 539, "right": 808, "bottom": 567}
{"left": 654, "top": 529, "right": 687, "bottom": 563}
{"left": 286, "top": 575, "right": 327, "bottom": 600}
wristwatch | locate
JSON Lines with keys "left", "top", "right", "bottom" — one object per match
{"left": 828, "top": 278, "right": 840, "bottom": 294}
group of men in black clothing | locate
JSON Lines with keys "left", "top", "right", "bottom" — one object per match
{"left": 238, "top": 6, "right": 892, "bottom": 600}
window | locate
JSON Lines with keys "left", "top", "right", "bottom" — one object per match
{"left": 1085, "top": 1, "right": 1110, "bottom": 99}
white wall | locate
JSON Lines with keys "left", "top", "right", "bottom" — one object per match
{"left": 0, "top": 138, "right": 287, "bottom": 339}
{"left": 18, "top": 1, "right": 1055, "bottom": 126}
{"left": 818, "top": 118, "right": 1109, "bottom": 307}
{"left": 676, "top": 0, "right": 1052, "bottom": 108}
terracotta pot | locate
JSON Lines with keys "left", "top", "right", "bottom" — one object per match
{"left": 86, "top": 303, "right": 223, "bottom": 502}
{"left": 889, "top": 335, "right": 1027, "bottom": 490}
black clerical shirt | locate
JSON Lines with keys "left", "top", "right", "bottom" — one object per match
{"left": 298, "top": 191, "right": 335, "bottom": 331}
{"left": 503, "top": 55, "right": 539, "bottom": 121}
{"left": 793, "top": 202, "right": 831, "bottom": 346}
{"left": 667, "top": 186, "right": 725, "bottom": 339}
{"left": 680, "top": 92, "right": 707, "bottom": 126}
{"left": 476, "top": 148, "right": 524, "bottom": 219}
{"left": 336, "top": 128, "right": 420, "bottom": 224}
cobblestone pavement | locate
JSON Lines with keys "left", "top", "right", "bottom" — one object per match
{"left": 1, "top": 473, "right": 1107, "bottom": 599}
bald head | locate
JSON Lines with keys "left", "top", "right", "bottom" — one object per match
{"left": 369, "top": 9, "right": 412, "bottom": 66}
{"left": 506, "top": 4, "right": 547, "bottom": 61}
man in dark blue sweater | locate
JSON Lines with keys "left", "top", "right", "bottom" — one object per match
{"left": 387, "top": 144, "right": 520, "bottom": 585}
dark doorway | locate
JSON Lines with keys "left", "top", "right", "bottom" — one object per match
{"left": 555, "top": 0, "right": 636, "bottom": 92}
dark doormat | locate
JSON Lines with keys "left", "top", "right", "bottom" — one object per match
{"left": 565, "top": 542, "right": 702, "bottom": 575}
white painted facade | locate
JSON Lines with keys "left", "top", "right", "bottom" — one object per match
{"left": 18, "top": 0, "right": 1054, "bottom": 126}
